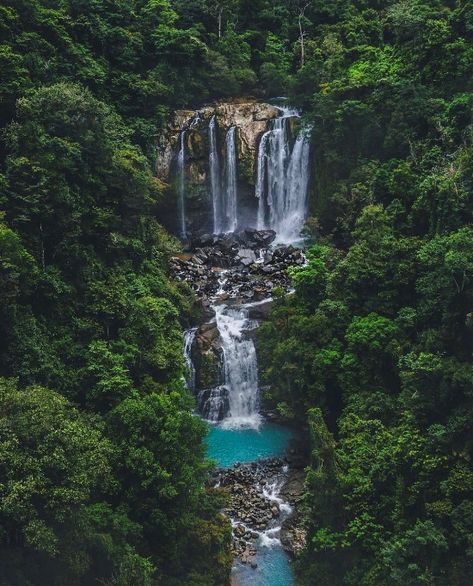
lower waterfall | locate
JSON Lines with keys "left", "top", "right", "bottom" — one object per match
{"left": 183, "top": 328, "right": 197, "bottom": 393}
{"left": 195, "top": 304, "right": 261, "bottom": 429}
{"left": 215, "top": 304, "right": 260, "bottom": 429}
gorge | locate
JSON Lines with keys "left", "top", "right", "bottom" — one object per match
{"left": 2, "top": 2, "right": 471, "bottom": 585}
{"left": 164, "top": 101, "right": 312, "bottom": 585}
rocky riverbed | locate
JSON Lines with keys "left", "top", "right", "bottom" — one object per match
{"left": 170, "top": 229, "right": 305, "bottom": 310}
{"left": 210, "top": 457, "right": 306, "bottom": 570}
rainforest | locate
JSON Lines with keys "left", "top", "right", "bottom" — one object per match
{"left": 0, "top": 1, "right": 472, "bottom": 585}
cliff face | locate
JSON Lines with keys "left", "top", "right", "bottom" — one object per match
{"left": 156, "top": 101, "right": 282, "bottom": 234}
{"left": 156, "top": 101, "right": 280, "bottom": 182}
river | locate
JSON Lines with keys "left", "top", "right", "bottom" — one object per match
{"left": 175, "top": 102, "right": 310, "bottom": 585}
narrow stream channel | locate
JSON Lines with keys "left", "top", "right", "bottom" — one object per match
{"left": 206, "top": 424, "right": 296, "bottom": 586}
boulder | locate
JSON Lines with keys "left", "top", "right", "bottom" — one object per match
{"left": 237, "top": 248, "right": 257, "bottom": 266}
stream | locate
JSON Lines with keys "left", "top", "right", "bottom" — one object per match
{"left": 184, "top": 301, "right": 299, "bottom": 586}
{"left": 206, "top": 424, "right": 296, "bottom": 586}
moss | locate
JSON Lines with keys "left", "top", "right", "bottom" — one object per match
{"left": 196, "top": 350, "right": 220, "bottom": 390}
{"left": 238, "top": 151, "right": 256, "bottom": 187}
{"left": 188, "top": 129, "right": 208, "bottom": 159}
{"left": 187, "top": 182, "right": 210, "bottom": 203}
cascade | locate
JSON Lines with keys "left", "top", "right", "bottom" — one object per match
{"left": 255, "top": 108, "right": 311, "bottom": 243}
{"left": 224, "top": 126, "right": 238, "bottom": 233}
{"left": 180, "top": 264, "right": 298, "bottom": 585}
{"left": 183, "top": 328, "right": 197, "bottom": 393}
{"left": 196, "top": 303, "right": 261, "bottom": 429}
{"left": 177, "top": 131, "right": 187, "bottom": 238}
{"left": 215, "top": 304, "right": 260, "bottom": 429}
{"left": 209, "top": 115, "right": 222, "bottom": 234}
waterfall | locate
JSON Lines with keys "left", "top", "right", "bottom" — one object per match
{"left": 224, "top": 126, "right": 238, "bottom": 233}
{"left": 279, "top": 127, "right": 311, "bottom": 242}
{"left": 174, "top": 104, "right": 310, "bottom": 242}
{"left": 183, "top": 328, "right": 197, "bottom": 393}
{"left": 215, "top": 304, "right": 261, "bottom": 429}
{"left": 177, "top": 131, "right": 187, "bottom": 238}
{"left": 209, "top": 115, "right": 222, "bottom": 234}
{"left": 256, "top": 130, "right": 271, "bottom": 230}
{"left": 210, "top": 118, "right": 238, "bottom": 234}
{"left": 255, "top": 108, "right": 311, "bottom": 243}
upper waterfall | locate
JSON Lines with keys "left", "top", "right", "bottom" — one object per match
{"left": 210, "top": 120, "right": 239, "bottom": 235}
{"left": 209, "top": 115, "right": 223, "bottom": 234}
{"left": 177, "top": 131, "right": 187, "bottom": 239}
{"left": 159, "top": 101, "right": 311, "bottom": 242}
{"left": 224, "top": 126, "right": 238, "bottom": 233}
{"left": 255, "top": 107, "right": 311, "bottom": 243}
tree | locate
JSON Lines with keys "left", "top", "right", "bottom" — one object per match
{"left": 0, "top": 378, "right": 112, "bottom": 585}
{"left": 296, "top": 1, "right": 311, "bottom": 67}
{"left": 204, "top": 0, "right": 240, "bottom": 38}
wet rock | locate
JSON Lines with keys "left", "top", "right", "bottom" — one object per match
{"left": 254, "top": 230, "right": 277, "bottom": 247}
{"left": 198, "top": 386, "right": 229, "bottom": 421}
{"left": 170, "top": 239, "right": 305, "bottom": 302}
{"left": 157, "top": 101, "right": 280, "bottom": 184}
{"left": 237, "top": 248, "right": 257, "bottom": 266}
{"left": 210, "top": 458, "right": 298, "bottom": 567}
{"left": 280, "top": 514, "right": 307, "bottom": 556}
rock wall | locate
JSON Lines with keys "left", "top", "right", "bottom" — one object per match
{"left": 156, "top": 100, "right": 280, "bottom": 182}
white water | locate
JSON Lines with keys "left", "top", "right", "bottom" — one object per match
{"left": 255, "top": 108, "right": 311, "bottom": 243}
{"left": 198, "top": 386, "right": 229, "bottom": 422}
{"left": 215, "top": 304, "right": 261, "bottom": 429}
{"left": 262, "top": 478, "right": 293, "bottom": 517}
{"left": 210, "top": 119, "right": 238, "bottom": 234}
{"left": 224, "top": 126, "right": 238, "bottom": 233}
{"left": 257, "top": 476, "right": 293, "bottom": 551}
{"left": 209, "top": 115, "right": 223, "bottom": 234}
{"left": 183, "top": 328, "right": 197, "bottom": 393}
{"left": 177, "top": 131, "right": 187, "bottom": 238}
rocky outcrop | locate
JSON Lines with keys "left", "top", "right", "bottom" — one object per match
{"left": 169, "top": 229, "right": 305, "bottom": 305}
{"left": 280, "top": 514, "right": 307, "bottom": 556}
{"left": 156, "top": 100, "right": 280, "bottom": 182}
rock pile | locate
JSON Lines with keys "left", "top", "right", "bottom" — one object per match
{"left": 211, "top": 459, "right": 292, "bottom": 567}
{"left": 170, "top": 229, "right": 305, "bottom": 303}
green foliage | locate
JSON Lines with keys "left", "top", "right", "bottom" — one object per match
{"left": 0, "top": 378, "right": 113, "bottom": 585}
{"left": 260, "top": 4, "right": 473, "bottom": 584}
{"left": 0, "top": 6, "right": 237, "bottom": 580}
{"left": 1, "top": 0, "right": 472, "bottom": 584}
